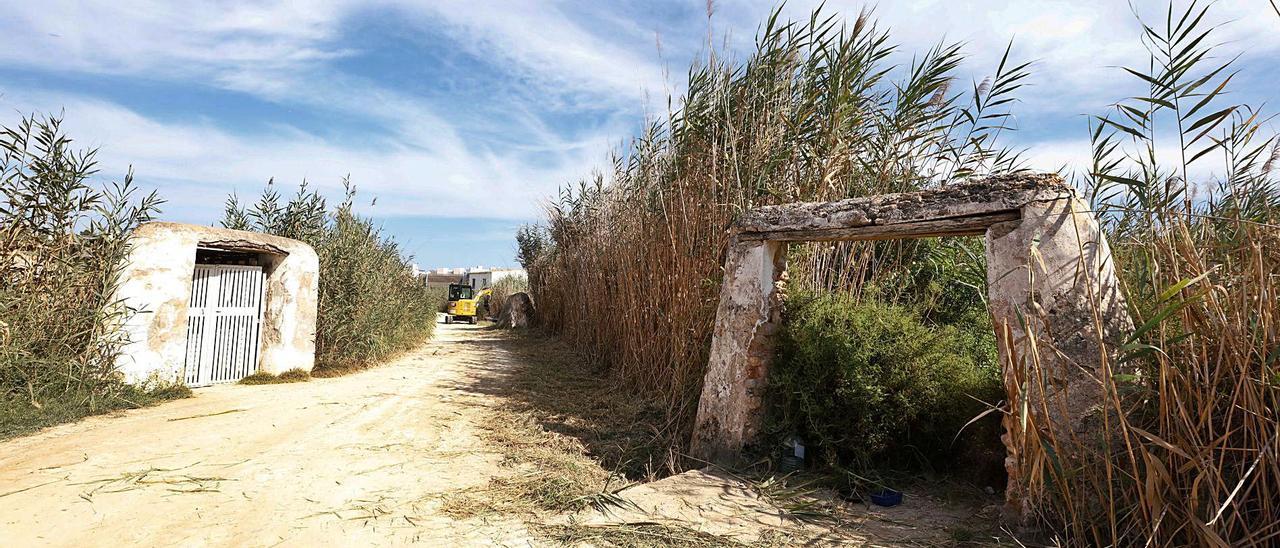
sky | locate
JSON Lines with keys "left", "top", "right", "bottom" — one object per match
{"left": 2, "top": 0, "right": 1277, "bottom": 268}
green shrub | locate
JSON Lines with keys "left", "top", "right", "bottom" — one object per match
{"left": 1, "top": 113, "right": 187, "bottom": 439}
{"left": 223, "top": 179, "right": 442, "bottom": 374}
{"left": 767, "top": 290, "right": 1002, "bottom": 472}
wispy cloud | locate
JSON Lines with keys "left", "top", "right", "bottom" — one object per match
{"left": 0, "top": 89, "right": 613, "bottom": 221}
{"left": 721, "top": 0, "right": 1280, "bottom": 116}
{"left": 1, "top": 0, "right": 1276, "bottom": 229}
{"left": 0, "top": 0, "right": 664, "bottom": 222}
{"left": 0, "top": 1, "right": 348, "bottom": 77}
{"left": 404, "top": 1, "right": 670, "bottom": 104}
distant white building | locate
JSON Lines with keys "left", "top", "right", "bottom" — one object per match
{"left": 463, "top": 268, "right": 525, "bottom": 290}
{"left": 422, "top": 266, "right": 525, "bottom": 291}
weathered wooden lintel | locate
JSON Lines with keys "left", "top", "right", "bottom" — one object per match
{"left": 736, "top": 210, "right": 1021, "bottom": 242}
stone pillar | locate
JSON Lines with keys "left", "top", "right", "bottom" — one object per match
{"left": 985, "top": 193, "right": 1133, "bottom": 521}
{"left": 690, "top": 238, "right": 787, "bottom": 464}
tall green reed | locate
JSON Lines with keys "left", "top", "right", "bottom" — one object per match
{"left": 223, "top": 179, "right": 441, "bottom": 373}
{"left": 1018, "top": 1, "right": 1280, "bottom": 544}
{"left": 1, "top": 113, "right": 175, "bottom": 437}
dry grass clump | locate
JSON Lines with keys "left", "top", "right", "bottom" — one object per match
{"left": 238, "top": 368, "right": 310, "bottom": 385}
{"left": 1, "top": 113, "right": 188, "bottom": 439}
{"left": 537, "top": 524, "right": 748, "bottom": 548}
{"left": 278, "top": 368, "right": 312, "bottom": 382}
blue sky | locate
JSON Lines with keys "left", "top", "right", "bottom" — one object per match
{"left": 2, "top": 1, "right": 1277, "bottom": 268}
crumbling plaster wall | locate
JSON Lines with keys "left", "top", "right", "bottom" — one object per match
{"left": 984, "top": 190, "right": 1134, "bottom": 518}
{"left": 690, "top": 173, "right": 1133, "bottom": 518}
{"left": 114, "top": 222, "right": 319, "bottom": 385}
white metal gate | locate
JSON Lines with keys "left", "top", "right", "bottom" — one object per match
{"left": 183, "top": 264, "right": 265, "bottom": 386}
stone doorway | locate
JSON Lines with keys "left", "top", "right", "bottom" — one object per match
{"left": 689, "top": 173, "right": 1134, "bottom": 519}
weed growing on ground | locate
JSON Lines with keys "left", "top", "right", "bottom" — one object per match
{"left": 238, "top": 369, "right": 311, "bottom": 385}
{"left": 0, "top": 384, "right": 190, "bottom": 441}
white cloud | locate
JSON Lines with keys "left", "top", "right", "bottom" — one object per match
{"left": 0, "top": 90, "right": 611, "bottom": 221}
{"left": 2, "top": 0, "right": 1275, "bottom": 225}
{"left": 403, "top": 1, "right": 669, "bottom": 103}
{"left": 0, "top": 0, "right": 669, "bottom": 109}
{"left": 1022, "top": 138, "right": 1094, "bottom": 176}
{"left": 719, "top": 0, "right": 1280, "bottom": 114}
{"left": 0, "top": 1, "right": 348, "bottom": 76}
{"left": 0, "top": 0, "right": 670, "bottom": 224}
{"left": 1024, "top": 133, "right": 1230, "bottom": 186}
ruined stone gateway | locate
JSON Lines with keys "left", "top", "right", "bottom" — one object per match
{"left": 114, "top": 222, "right": 319, "bottom": 387}
{"left": 690, "top": 173, "right": 1134, "bottom": 518}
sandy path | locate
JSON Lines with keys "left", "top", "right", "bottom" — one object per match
{"left": 0, "top": 323, "right": 533, "bottom": 547}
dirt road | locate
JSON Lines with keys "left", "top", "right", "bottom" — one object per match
{"left": 0, "top": 323, "right": 534, "bottom": 546}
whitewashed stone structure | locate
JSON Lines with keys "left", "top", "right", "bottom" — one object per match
{"left": 113, "top": 222, "right": 319, "bottom": 386}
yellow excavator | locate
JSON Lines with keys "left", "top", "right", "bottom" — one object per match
{"left": 445, "top": 283, "right": 490, "bottom": 324}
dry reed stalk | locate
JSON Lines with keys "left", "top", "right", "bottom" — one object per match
{"left": 526, "top": 4, "right": 1026, "bottom": 474}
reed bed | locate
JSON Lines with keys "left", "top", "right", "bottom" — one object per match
{"left": 223, "top": 180, "right": 442, "bottom": 374}
{"left": 1015, "top": 2, "right": 1280, "bottom": 543}
{"left": 525, "top": 1, "right": 1279, "bottom": 544}
{"left": 0, "top": 113, "right": 190, "bottom": 439}
{"left": 524, "top": 4, "right": 1026, "bottom": 466}
{"left": 484, "top": 273, "right": 529, "bottom": 320}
